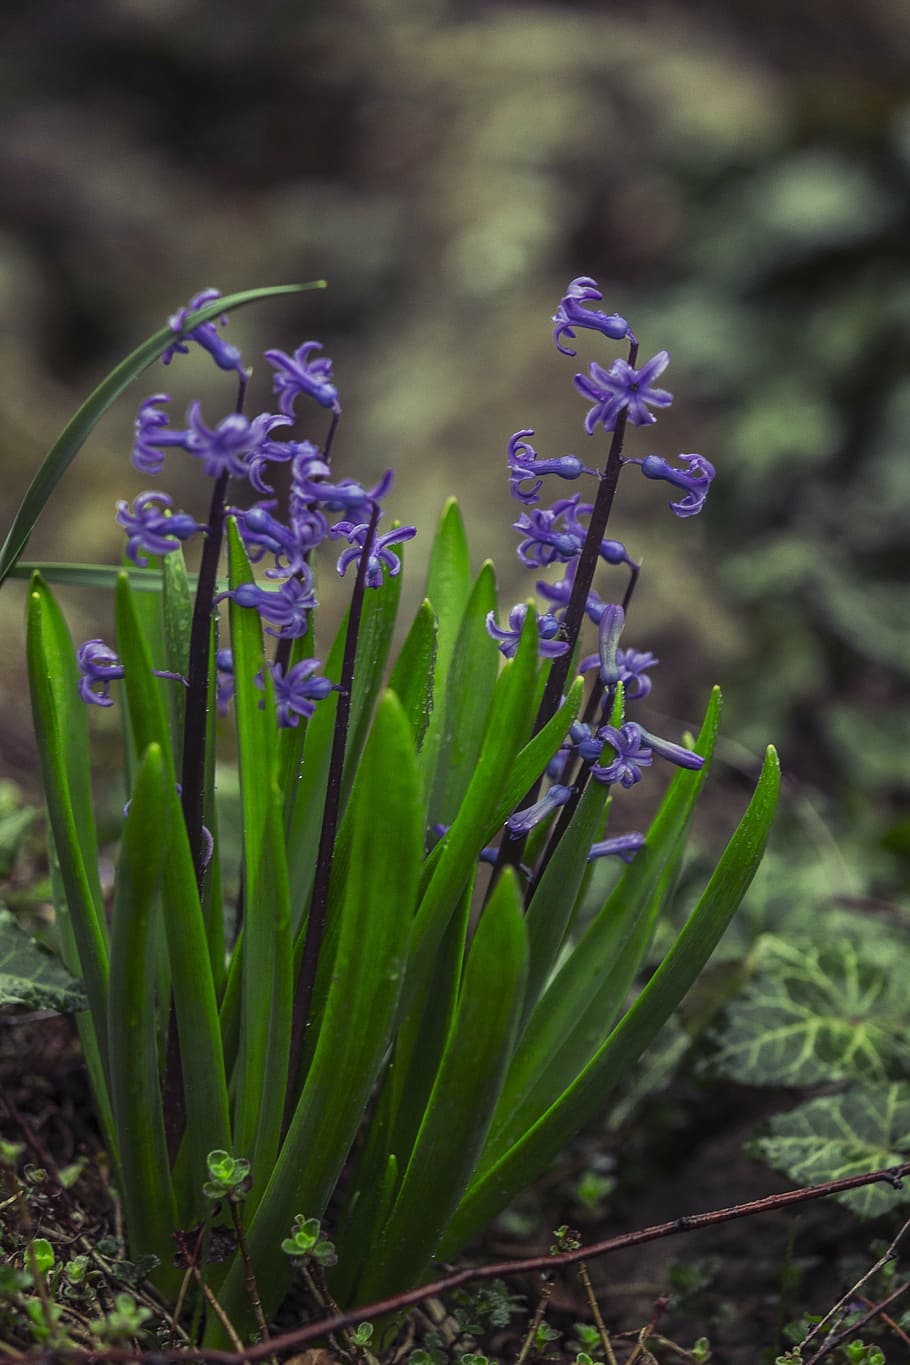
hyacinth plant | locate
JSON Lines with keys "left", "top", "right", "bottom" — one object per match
{"left": 4, "top": 279, "right": 779, "bottom": 1346}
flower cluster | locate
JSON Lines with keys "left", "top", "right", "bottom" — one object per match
{"left": 494, "top": 276, "right": 715, "bottom": 867}
{"left": 78, "top": 289, "right": 415, "bottom": 726}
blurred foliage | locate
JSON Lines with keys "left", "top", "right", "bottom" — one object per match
{"left": 0, "top": 0, "right": 907, "bottom": 903}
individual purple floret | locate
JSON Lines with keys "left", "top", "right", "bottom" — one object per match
{"left": 132, "top": 396, "right": 187, "bottom": 476}
{"left": 587, "top": 832, "right": 645, "bottom": 863}
{"left": 115, "top": 491, "right": 205, "bottom": 567}
{"left": 506, "top": 429, "right": 594, "bottom": 506}
{"left": 552, "top": 277, "right": 632, "bottom": 357}
{"left": 333, "top": 520, "right": 416, "bottom": 588}
{"left": 184, "top": 403, "right": 290, "bottom": 480}
{"left": 590, "top": 723, "right": 654, "bottom": 788}
{"left": 162, "top": 289, "right": 248, "bottom": 378}
{"left": 77, "top": 640, "right": 125, "bottom": 707}
{"left": 593, "top": 602, "right": 625, "bottom": 687}
{"left": 505, "top": 783, "right": 574, "bottom": 836}
{"left": 295, "top": 469, "right": 394, "bottom": 521}
{"left": 627, "top": 453, "right": 716, "bottom": 518}
{"left": 257, "top": 659, "right": 339, "bottom": 728}
{"left": 575, "top": 351, "right": 673, "bottom": 434}
{"left": 567, "top": 720, "right": 605, "bottom": 763}
{"left": 513, "top": 495, "right": 590, "bottom": 568}
{"left": 227, "top": 573, "right": 318, "bottom": 639}
{"left": 247, "top": 437, "right": 328, "bottom": 496}
{"left": 265, "top": 341, "right": 340, "bottom": 417}
{"left": 614, "top": 648, "right": 659, "bottom": 700}
{"left": 232, "top": 503, "right": 326, "bottom": 580}
{"left": 485, "top": 604, "right": 569, "bottom": 659}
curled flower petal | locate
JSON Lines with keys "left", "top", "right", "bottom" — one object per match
{"left": 226, "top": 573, "right": 317, "bottom": 639}
{"left": 77, "top": 639, "right": 124, "bottom": 707}
{"left": 553, "top": 277, "right": 631, "bottom": 356}
{"left": 162, "top": 289, "right": 248, "bottom": 377}
{"left": 513, "top": 495, "right": 591, "bottom": 568}
{"left": 591, "top": 723, "right": 653, "bottom": 788}
{"left": 334, "top": 520, "right": 416, "bottom": 588}
{"left": 265, "top": 341, "right": 339, "bottom": 417}
{"left": 257, "top": 658, "right": 339, "bottom": 727}
{"left": 506, "top": 429, "right": 594, "bottom": 506}
{"left": 485, "top": 604, "right": 569, "bottom": 659}
{"left": 115, "top": 490, "right": 204, "bottom": 567}
{"left": 631, "top": 452, "right": 716, "bottom": 518}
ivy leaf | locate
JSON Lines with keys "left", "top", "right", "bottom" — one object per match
{"left": 709, "top": 934, "right": 910, "bottom": 1087}
{"left": 0, "top": 906, "right": 88, "bottom": 1013}
{"left": 747, "top": 1084, "right": 910, "bottom": 1218}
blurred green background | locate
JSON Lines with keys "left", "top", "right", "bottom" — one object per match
{"left": 1, "top": 0, "right": 908, "bottom": 892}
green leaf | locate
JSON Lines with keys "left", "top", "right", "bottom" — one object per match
{"left": 0, "top": 906, "right": 87, "bottom": 1012}
{"left": 115, "top": 574, "right": 231, "bottom": 1211}
{"left": 26, "top": 575, "right": 109, "bottom": 1075}
{"left": 427, "top": 562, "right": 499, "bottom": 832}
{"left": 355, "top": 867, "right": 528, "bottom": 1303}
{"left": 285, "top": 557, "right": 403, "bottom": 933}
{"left": 418, "top": 499, "right": 474, "bottom": 798}
{"left": 0, "top": 283, "right": 325, "bottom": 586}
{"left": 747, "top": 1084, "right": 910, "bottom": 1217}
{"left": 441, "top": 743, "right": 780, "bottom": 1257}
{"left": 106, "top": 745, "right": 180, "bottom": 1295}
{"left": 387, "top": 599, "right": 437, "bottom": 749}
{"left": 214, "top": 690, "right": 424, "bottom": 1342}
{"left": 225, "top": 521, "right": 292, "bottom": 1204}
{"left": 710, "top": 933, "right": 910, "bottom": 1087}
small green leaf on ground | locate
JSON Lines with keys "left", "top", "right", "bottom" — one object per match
{"left": 0, "top": 906, "right": 88, "bottom": 1012}
{"left": 710, "top": 934, "right": 910, "bottom": 1087}
{"left": 747, "top": 1083, "right": 910, "bottom": 1217}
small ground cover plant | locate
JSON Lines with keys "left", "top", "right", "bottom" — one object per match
{"left": 0, "top": 279, "right": 778, "bottom": 1347}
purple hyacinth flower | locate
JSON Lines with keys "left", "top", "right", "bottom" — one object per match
{"left": 505, "top": 783, "right": 574, "bottom": 836}
{"left": 77, "top": 640, "right": 125, "bottom": 707}
{"left": 247, "top": 437, "right": 328, "bottom": 496}
{"left": 184, "top": 402, "right": 290, "bottom": 480}
{"left": 506, "top": 429, "right": 594, "bottom": 506}
{"left": 591, "top": 723, "right": 654, "bottom": 788}
{"left": 615, "top": 647, "right": 659, "bottom": 700}
{"left": 552, "top": 277, "right": 631, "bottom": 357}
{"left": 228, "top": 572, "right": 317, "bottom": 639}
{"left": 115, "top": 490, "right": 205, "bottom": 567}
{"left": 257, "top": 658, "right": 339, "bottom": 728}
{"left": 132, "top": 395, "right": 187, "bottom": 475}
{"left": 485, "top": 604, "right": 569, "bottom": 660}
{"left": 296, "top": 468, "right": 394, "bottom": 521}
{"left": 587, "top": 832, "right": 645, "bottom": 863}
{"left": 334, "top": 520, "right": 417, "bottom": 589}
{"left": 575, "top": 351, "right": 673, "bottom": 434}
{"left": 162, "top": 289, "right": 248, "bottom": 377}
{"left": 265, "top": 341, "right": 340, "bottom": 417}
{"left": 630, "top": 453, "right": 716, "bottom": 518}
{"left": 595, "top": 602, "right": 625, "bottom": 687}
{"left": 513, "top": 495, "right": 591, "bottom": 568}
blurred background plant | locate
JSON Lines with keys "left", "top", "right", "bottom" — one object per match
{"left": 1, "top": 0, "right": 907, "bottom": 904}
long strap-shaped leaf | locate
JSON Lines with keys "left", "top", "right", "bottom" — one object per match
{"left": 0, "top": 284, "right": 325, "bottom": 586}
{"left": 226, "top": 522, "right": 292, "bottom": 1206}
{"left": 26, "top": 576, "right": 110, "bottom": 1089}
{"left": 115, "top": 574, "right": 231, "bottom": 1212}
{"left": 485, "top": 690, "right": 722, "bottom": 1160}
{"left": 107, "top": 743, "right": 180, "bottom": 1298}
{"left": 209, "top": 690, "right": 424, "bottom": 1344}
{"left": 354, "top": 867, "right": 528, "bottom": 1306}
{"left": 440, "top": 744, "right": 780, "bottom": 1257}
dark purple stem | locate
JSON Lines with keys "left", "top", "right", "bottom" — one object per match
{"left": 283, "top": 500, "right": 381, "bottom": 1126}
{"left": 181, "top": 374, "right": 248, "bottom": 882}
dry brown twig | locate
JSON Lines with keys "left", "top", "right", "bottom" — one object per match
{"left": 3, "top": 1157, "right": 909, "bottom": 1365}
